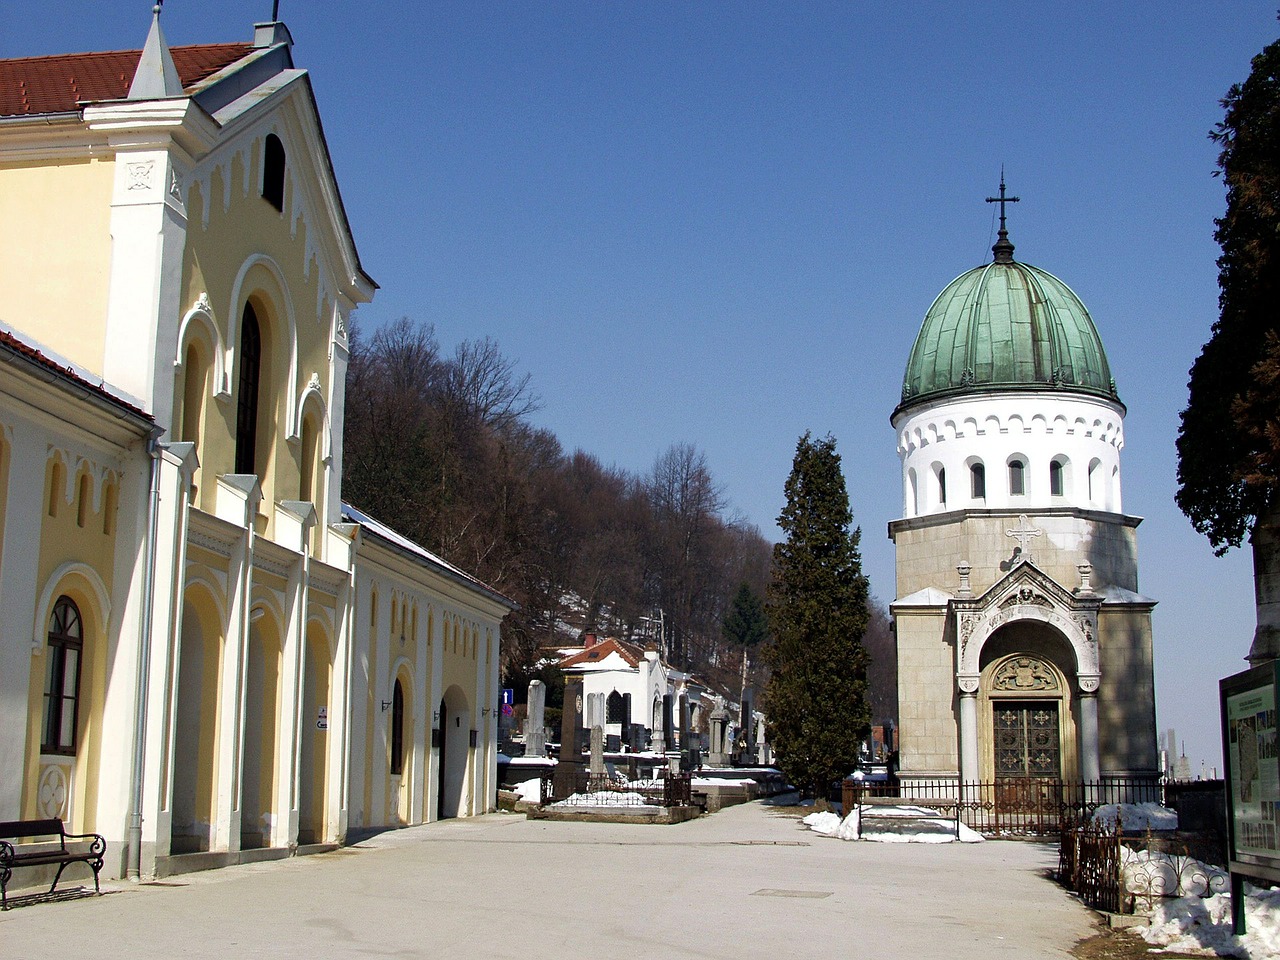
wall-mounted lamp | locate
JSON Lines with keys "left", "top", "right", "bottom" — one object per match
{"left": 380, "top": 700, "right": 393, "bottom": 712}
{"left": 432, "top": 709, "right": 440, "bottom": 724}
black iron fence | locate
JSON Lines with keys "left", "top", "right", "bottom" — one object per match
{"left": 540, "top": 770, "right": 692, "bottom": 808}
{"left": 1059, "top": 817, "right": 1123, "bottom": 912}
{"left": 1058, "top": 818, "right": 1229, "bottom": 915}
{"left": 842, "top": 776, "right": 1163, "bottom": 837}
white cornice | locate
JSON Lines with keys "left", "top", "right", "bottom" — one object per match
{"left": 85, "top": 97, "right": 220, "bottom": 157}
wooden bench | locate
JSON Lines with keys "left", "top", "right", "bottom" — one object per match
{"left": 0, "top": 818, "right": 106, "bottom": 909}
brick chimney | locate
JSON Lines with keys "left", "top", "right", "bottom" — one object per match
{"left": 583, "top": 633, "right": 597, "bottom": 648}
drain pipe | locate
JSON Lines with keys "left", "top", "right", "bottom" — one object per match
{"left": 127, "top": 433, "right": 165, "bottom": 881}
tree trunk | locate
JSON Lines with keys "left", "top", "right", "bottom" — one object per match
{"left": 1249, "top": 500, "right": 1280, "bottom": 664}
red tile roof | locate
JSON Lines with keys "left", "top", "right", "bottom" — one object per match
{"left": 0, "top": 43, "right": 252, "bottom": 117}
{"left": 0, "top": 329, "right": 151, "bottom": 422}
{"left": 560, "top": 637, "right": 647, "bottom": 670}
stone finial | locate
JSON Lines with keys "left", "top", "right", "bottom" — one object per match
{"left": 956, "top": 562, "right": 972, "bottom": 599}
{"left": 1075, "top": 563, "right": 1095, "bottom": 597}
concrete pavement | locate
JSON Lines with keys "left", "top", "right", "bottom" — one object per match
{"left": 0, "top": 800, "right": 1099, "bottom": 959}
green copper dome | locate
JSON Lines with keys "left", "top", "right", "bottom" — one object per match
{"left": 895, "top": 255, "right": 1120, "bottom": 418}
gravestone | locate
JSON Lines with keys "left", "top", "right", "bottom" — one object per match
{"left": 552, "top": 676, "right": 585, "bottom": 799}
{"left": 525, "top": 679, "right": 547, "bottom": 759}
{"left": 708, "top": 704, "right": 730, "bottom": 767}
{"left": 590, "top": 725, "right": 605, "bottom": 775}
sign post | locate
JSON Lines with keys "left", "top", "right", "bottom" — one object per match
{"left": 1221, "top": 662, "right": 1280, "bottom": 934}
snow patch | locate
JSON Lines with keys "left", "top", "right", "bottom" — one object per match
{"left": 1139, "top": 886, "right": 1280, "bottom": 959}
{"left": 1092, "top": 801, "right": 1178, "bottom": 832}
{"left": 802, "top": 808, "right": 983, "bottom": 843}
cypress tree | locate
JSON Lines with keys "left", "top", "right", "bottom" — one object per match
{"left": 722, "top": 582, "right": 768, "bottom": 650}
{"left": 763, "top": 433, "right": 871, "bottom": 798}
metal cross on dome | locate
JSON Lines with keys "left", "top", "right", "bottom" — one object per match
{"left": 986, "top": 172, "right": 1020, "bottom": 231}
{"left": 1006, "top": 514, "right": 1042, "bottom": 560}
{"left": 986, "top": 171, "right": 1021, "bottom": 263}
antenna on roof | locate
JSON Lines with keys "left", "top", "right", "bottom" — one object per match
{"left": 985, "top": 168, "right": 1020, "bottom": 264}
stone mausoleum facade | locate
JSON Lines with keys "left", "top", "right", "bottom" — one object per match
{"left": 889, "top": 193, "right": 1159, "bottom": 787}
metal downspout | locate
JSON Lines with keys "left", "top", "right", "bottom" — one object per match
{"left": 128, "top": 434, "right": 164, "bottom": 880}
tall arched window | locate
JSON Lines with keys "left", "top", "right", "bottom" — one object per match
{"left": 970, "top": 462, "right": 986, "bottom": 500}
{"left": 936, "top": 465, "right": 947, "bottom": 507}
{"left": 43, "top": 596, "right": 83, "bottom": 755}
{"left": 180, "top": 341, "right": 208, "bottom": 447}
{"left": 262, "top": 134, "right": 286, "bottom": 211}
{"left": 390, "top": 678, "right": 405, "bottom": 776}
{"left": 300, "top": 412, "right": 319, "bottom": 503}
{"left": 1009, "top": 458, "right": 1026, "bottom": 497}
{"left": 1049, "top": 459, "right": 1065, "bottom": 497}
{"left": 48, "top": 460, "right": 64, "bottom": 517}
{"left": 235, "top": 304, "right": 262, "bottom": 476}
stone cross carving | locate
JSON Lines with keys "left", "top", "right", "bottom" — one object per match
{"left": 1005, "top": 514, "right": 1042, "bottom": 560}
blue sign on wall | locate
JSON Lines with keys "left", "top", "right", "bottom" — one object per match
{"left": 501, "top": 688, "right": 514, "bottom": 706}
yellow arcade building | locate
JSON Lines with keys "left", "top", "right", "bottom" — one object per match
{"left": 0, "top": 10, "right": 513, "bottom": 881}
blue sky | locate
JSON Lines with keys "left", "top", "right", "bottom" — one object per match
{"left": 8, "top": 2, "right": 1278, "bottom": 774}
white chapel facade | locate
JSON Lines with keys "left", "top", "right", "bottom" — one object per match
{"left": 890, "top": 188, "right": 1158, "bottom": 787}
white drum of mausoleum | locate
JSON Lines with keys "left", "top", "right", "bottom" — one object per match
{"left": 891, "top": 233, "right": 1126, "bottom": 520}
{"left": 893, "top": 391, "right": 1124, "bottom": 517}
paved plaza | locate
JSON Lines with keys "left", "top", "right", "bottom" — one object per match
{"left": 1, "top": 800, "right": 1100, "bottom": 959}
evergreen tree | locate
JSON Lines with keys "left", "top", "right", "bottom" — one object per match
{"left": 722, "top": 582, "right": 768, "bottom": 649}
{"left": 763, "top": 433, "right": 870, "bottom": 798}
{"left": 1176, "top": 30, "right": 1280, "bottom": 660}
{"left": 1177, "top": 32, "right": 1280, "bottom": 553}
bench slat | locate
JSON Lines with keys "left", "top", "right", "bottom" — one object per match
{"left": 0, "top": 819, "right": 65, "bottom": 841}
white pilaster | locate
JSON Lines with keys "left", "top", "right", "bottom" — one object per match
{"left": 958, "top": 678, "right": 980, "bottom": 783}
{"left": 1079, "top": 679, "right": 1101, "bottom": 782}
{"left": 140, "top": 441, "right": 197, "bottom": 876}
{"left": 427, "top": 608, "right": 444, "bottom": 822}
{"left": 213, "top": 474, "right": 261, "bottom": 852}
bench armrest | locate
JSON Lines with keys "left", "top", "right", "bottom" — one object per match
{"left": 61, "top": 831, "right": 107, "bottom": 857}
{"left": 0, "top": 840, "right": 13, "bottom": 867}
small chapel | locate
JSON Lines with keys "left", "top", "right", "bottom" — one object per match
{"left": 889, "top": 183, "right": 1159, "bottom": 788}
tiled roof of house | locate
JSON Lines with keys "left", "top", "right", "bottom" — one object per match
{"left": 559, "top": 637, "right": 647, "bottom": 670}
{"left": 0, "top": 326, "right": 152, "bottom": 423}
{"left": 0, "top": 43, "right": 251, "bottom": 117}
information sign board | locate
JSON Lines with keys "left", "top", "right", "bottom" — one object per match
{"left": 1221, "top": 660, "right": 1280, "bottom": 934}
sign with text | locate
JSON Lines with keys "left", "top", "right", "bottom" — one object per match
{"left": 1222, "top": 663, "right": 1280, "bottom": 875}
{"left": 317, "top": 705, "right": 328, "bottom": 731}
